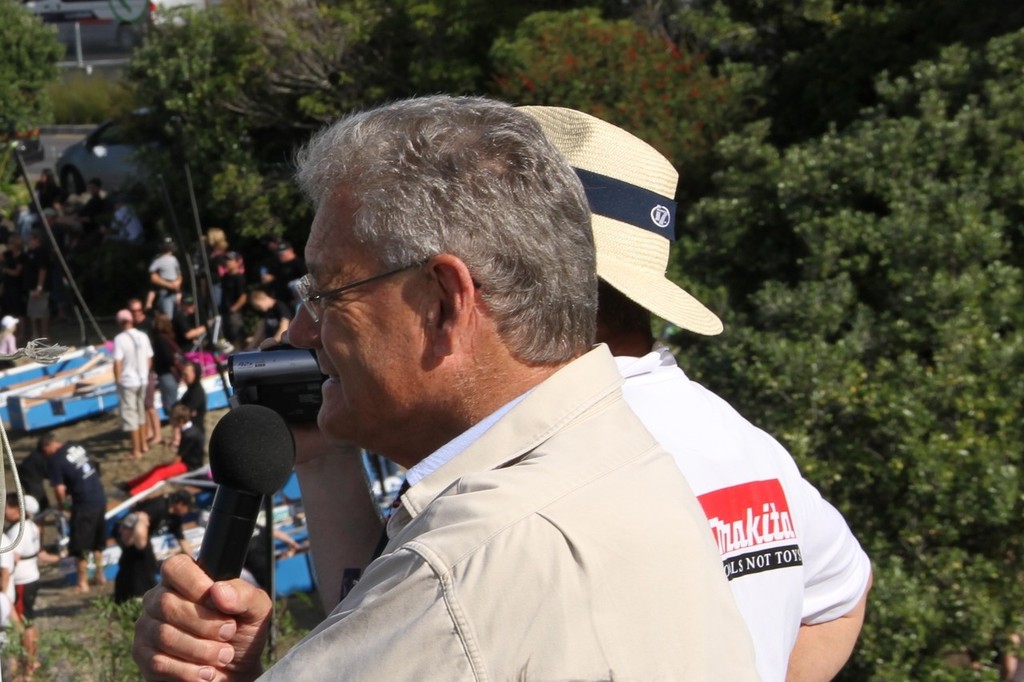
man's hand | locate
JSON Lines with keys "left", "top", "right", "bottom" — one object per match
{"left": 132, "top": 555, "right": 271, "bottom": 682}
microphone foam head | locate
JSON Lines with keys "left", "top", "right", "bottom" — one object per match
{"left": 208, "top": 404, "right": 296, "bottom": 495}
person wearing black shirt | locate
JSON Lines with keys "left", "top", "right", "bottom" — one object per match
{"left": 40, "top": 433, "right": 107, "bottom": 593}
{"left": 75, "top": 178, "right": 110, "bottom": 238}
{"left": 262, "top": 240, "right": 306, "bottom": 309}
{"left": 22, "top": 231, "right": 50, "bottom": 339}
{"left": 246, "top": 288, "right": 292, "bottom": 350}
{"left": 114, "top": 488, "right": 197, "bottom": 604}
{"left": 1, "top": 234, "right": 27, "bottom": 329}
{"left": 113, "top": 510, "right": 158, "bottom": 603}
{"left": 171, "top": 295, "right": 206, "bottom": 350}
{"left": 177, "top": 360, "right": 207, "bottom": 432}
{"left": 33, "top": 169, "right": 62, "bottom": 211}
{"left": 16, "top": 447, "right": 51, "bottom": 516}
{"left": 122, "top": 404, "right": 205, "bottom": 497}
{"left": 218, "top": 252, "right": 247, "bottom": 344}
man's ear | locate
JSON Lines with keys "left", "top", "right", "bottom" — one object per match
{"left": 424, "top": 254, "right": 478, "bottom": 357}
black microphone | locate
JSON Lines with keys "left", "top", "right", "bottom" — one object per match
{"left": 198, "top": 404, "right": 296, "bottom": 581}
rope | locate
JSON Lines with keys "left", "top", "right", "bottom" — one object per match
{"left": 0, "top": 340, "right": 67, "bottom": 554}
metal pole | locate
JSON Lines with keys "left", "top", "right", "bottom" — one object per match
{"left": 157, "top": 174, "right": 201, "bottom": 325}
{"left": 264, "top": 493, "right": 277, "bottom": 659}
{"left": 74, "top": 22, "right": 84, "bottom": 68}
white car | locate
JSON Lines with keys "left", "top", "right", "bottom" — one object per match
{"left": 56, "top": 113, "right": 157, "bottom": 194}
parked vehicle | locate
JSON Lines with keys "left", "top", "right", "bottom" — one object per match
{"left": 55, "top": 111, "right": 159, "bottom": 194}
{"left": 24, "top": 0, "right": 222, "bottom": 52}
{"left": 24, "top": 0, "right": 148, "bottom": 50}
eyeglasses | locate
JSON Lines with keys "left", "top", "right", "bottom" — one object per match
{"left": 295, "top": 261, "right": 424, "bottom": 323}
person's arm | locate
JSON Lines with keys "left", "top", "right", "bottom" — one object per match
{"left": 37, "top": 547, "right": 61, "bottom": 566}
{"left": 272, "top": 316, "right": 290, "bottom": 344}
{"left": 132, "top": 554, "right": 271, "bottom": 681}
{"left": 130, "top": 513, "right": 152, "bottom": 549}
{"left": 230, "top": 292, "right": 248, "bottom": 314}
{"left": 33, "top": 265, "right": 47, "bottom": 294}
{"left": 786, "top": 572, "right": 872, "bottom": 682}
{"left": 177, "top": 536, "right": 195, "bottom": 559}
{"left": 150, "top": 271, "right": 180, "bottom": 293}
{"left": 114, "top": 358, "right": 123, "bottom": 384}
{"left": 1003, "top": 633, "right": 1022, "bottom": 682}
{"left": 0, "top": 556, "right": 13, "bottom": 595}
{"left": 291, "top": 427, "right": 383, "bottom": 615}
{"left": 54, "top": 483, "right": 68, "bottom": 507}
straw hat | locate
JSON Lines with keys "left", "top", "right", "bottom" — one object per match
{"left": 520, "top": 106, "right": 723, "bottom": 335}
{"left": 1, "top": 315, "right": 17, "bottom": 331}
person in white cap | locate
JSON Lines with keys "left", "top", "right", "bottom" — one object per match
{"left": 521, "top": 105, "right": 873, "bottom": 682}
{"left": 0, "top": 316, "right": 18, "bottom": 368}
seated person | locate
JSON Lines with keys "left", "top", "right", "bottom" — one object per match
{"left": 172, "top": 361, "right": 206, "bottom": 447}
{"left": 121, "top": 404, "right": 204, "bottom": 496}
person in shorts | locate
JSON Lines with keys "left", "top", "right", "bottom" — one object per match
{"left": 113, "top": 308, "right": 154, "bottom": 459}
{"left": 40, "top": 433, "right": 108, "bottom": 593}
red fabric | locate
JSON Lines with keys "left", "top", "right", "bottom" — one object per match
{"left": 127, "top": 460, "right": 188, "bottom": 496}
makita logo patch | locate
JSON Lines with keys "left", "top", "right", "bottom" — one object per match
{"left": 698, "top": 479, "right": 797, "bottom": 556}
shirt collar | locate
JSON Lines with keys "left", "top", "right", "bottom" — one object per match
{"left": 613, "top": 344, "right": 676, "bottom": 378}
{"left": 404, "top": 393, "right": 529, "bottom": 487}
{"left": 396, "top": 344, "right": 622, "bottom": 522}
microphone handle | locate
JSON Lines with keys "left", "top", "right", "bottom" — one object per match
{"left": 198, "top": 487, "right": 264, "bottom": 581}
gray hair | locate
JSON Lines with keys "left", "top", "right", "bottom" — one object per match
{"left": 294, "top": 95, "right": 596, "bottom": 363}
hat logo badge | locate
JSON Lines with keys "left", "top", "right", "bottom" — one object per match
{"left": 650, "top": 205, "right": 671, "bottom": 229}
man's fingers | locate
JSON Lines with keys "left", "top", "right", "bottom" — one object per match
{"left": 133, "top": 625, "right": 234, "bottom": 681}
{"left": 159, "top": 554, "right": 214, "bottom": 601}
{"left": 143, "top": 557, "right": 238, "bottom": 645}
{"left": 207, "top": 579, "right": 273, "bottom": 623}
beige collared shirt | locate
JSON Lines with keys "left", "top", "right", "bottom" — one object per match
{"left": 265, "top": 345, "right": 760, "bottom": 681}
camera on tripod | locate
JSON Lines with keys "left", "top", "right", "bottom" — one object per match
{"left": 228, "top": 346, "right": 325, "bottom": 423}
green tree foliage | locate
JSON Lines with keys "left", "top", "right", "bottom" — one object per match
{"left": 0, "top": 1, "right": 63, "bottom": 189}
{"left": 673, "top": 0, "right": 1024, "bottom": 146}
{"left": 127, "top": 5, "right": 308, "bottom": 241}
{"left": 382, "top": 0, "right": 629, "bottom": 94}
{"left": 125, "top": 0, "right": 628, "bottom": 242}
{"left": 0, "top": 0, "right": 63, "bottom": 127}
{"left": 679, "top": 30, "right": 1024, "bottom": 679}
{"left": 491, "top": 8, "right": 755, "bottom": 200}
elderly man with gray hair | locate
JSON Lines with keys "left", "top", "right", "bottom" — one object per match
{"left": 132, "top": 95, "right": 758, "bottom": 681}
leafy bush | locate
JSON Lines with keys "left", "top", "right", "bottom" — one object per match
{"left": 48, "top": 70, "right": 135, "bottom": 125}
{"left": 680, "top": 29, "right": 1024, "bottom": 680}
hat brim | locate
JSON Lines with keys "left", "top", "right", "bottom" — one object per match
{"left": 594, "top": 215, "right": 723, "bottom": 336}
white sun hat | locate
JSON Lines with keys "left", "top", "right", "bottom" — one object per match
{"left": 520, "top": 105, "right": 723, "bottom": 335}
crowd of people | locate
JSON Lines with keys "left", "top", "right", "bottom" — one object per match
{"left": 0, "top": 167, "right": 310, "bottom": 358}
